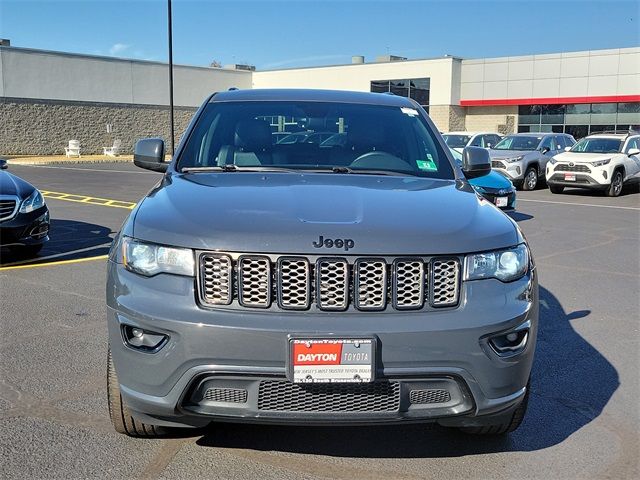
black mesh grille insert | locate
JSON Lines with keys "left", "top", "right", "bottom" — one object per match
{"left": 409, "top": 389, "right": 451, "bottom": 404}
{"left": 257, "top": 381, "right": 401, "bottom": 412}
{"left": 203, "top": 387, "right": 248, "bottom": 403}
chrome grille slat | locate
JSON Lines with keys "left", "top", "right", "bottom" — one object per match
{"left": 198, "top": 253, "right": 461, "bottom": 311}
{"left": 0, "top": 196, "right": 19, "bottom": 222}
{"left": 238, "top": 256, "right": 272, "bottom": 308}
{"left": 555, "top": 163, "right": 591, "bottom": 173}
{"left": 431, "top": 259, "right": 460, "bottom": 307}
{"left": 316, "top": 258, "right": 349, "bottom": 310}
{"left": 278, "top": 257, "right": 311, "bottom": 310}
{"left": 354, "top": 259, "right": 387, "bottom": 310}
{"left": 393, "top": 259, "right": 425, "bottom": 309}
{"left": 200, "top": 254, "right": 232, "bottom": 305}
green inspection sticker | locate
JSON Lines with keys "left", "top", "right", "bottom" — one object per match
{"left": 416, "top": 159, "right": 437, "bottom": 171}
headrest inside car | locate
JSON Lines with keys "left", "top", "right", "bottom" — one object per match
{"left": 235, "top": 119, "right": 272, "bottom": 152}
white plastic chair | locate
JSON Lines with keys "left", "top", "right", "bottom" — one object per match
{"left": 64, "top": 140, "right": 81, "bottom": 157}
{"left": 103, "top": 139, "right": 122, "bottom": 157}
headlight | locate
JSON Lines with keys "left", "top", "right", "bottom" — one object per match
{"left": 19, "top": 189, "right": 45, "bottom": 213}
{"left": 464, "top": 244, "right": 529, "bottom": 282}
{"left": 590, "top": 158, "right": 611, "bottom": 167}
{"left": 505, "top": 155, "right": 525, "bottom": 163}
{"left": 122, "top": 237, "right": 194, "bottom": 277}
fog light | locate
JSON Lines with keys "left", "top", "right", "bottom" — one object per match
{"left": 515, "top": 166, "right": 521, "bottom": 175}
{"left": 122, "top": 325, "right": 168, "bottom": 352}
{"left": 489, "top": 320, "right": 530, "bottom": 357}
{"left": 603, "top": 171, "right": 607, "bottom": 179}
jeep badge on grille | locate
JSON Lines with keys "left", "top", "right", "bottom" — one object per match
{"left": 312, "top": 235, "right": 355, "bottom": 251}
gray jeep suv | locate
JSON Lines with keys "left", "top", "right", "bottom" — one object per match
{"left": 106, "top": 89, "right": 538, "bottom": 437}
{"left": 490, "top": 133, "right": 575, "bottom": 190}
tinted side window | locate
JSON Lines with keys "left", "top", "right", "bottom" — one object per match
{"left": 626, "top": 137, "right": 640, "bottom": 152}
{"left": 469, "top": 135, "right": 482, "bottom": 147}
{"left": 555, "top": 135, "right": 567, "bottom": 149}
{"left": 539, "top": 136, "right": 555, "bottom": 150}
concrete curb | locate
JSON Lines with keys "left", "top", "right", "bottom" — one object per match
{"left": 7, "top": 158, "right": 134, "bottom": 166}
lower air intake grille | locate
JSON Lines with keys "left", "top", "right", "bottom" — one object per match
{"left": 257, "top": 381, "right": 401, "bottom": 412}
{"left": 409, "top": 389, "right": 451, "bottom": 404}
{"left": 203, "top": 387, "right": 248, "bottom": 404}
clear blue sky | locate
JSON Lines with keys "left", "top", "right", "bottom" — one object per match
{"left": 1, "top": 0, "right": 638, "bottom": 69}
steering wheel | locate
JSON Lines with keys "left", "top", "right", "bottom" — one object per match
{"left": 350, "top": 151, "right": 411, "bottom": 171}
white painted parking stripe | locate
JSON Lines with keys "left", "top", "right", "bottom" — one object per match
{"left": 0, "top": 244, "right": 111, "bottom": 268}
{"left": 518, "top": 198, "right": 640, "bottom": 211}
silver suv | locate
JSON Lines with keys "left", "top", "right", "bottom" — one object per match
{"left": 490, "top": 133, "right": 576, "bottom": 190}
{"left": 106, "top": 89, "right": 538, "bottom": 438}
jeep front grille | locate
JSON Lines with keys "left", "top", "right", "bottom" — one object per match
{"left": 432, "top": 259, "right": 460, "bottom": 307}
{"left": 198, "top": 253, "right": 460, "bottom": 311}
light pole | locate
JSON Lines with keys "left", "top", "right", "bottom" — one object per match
{"left": 167, "top": 0, "right": 175, "bottom": 155}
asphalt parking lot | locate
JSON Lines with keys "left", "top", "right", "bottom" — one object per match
{"left": 1, "top": 162, "right": 639, "bottom": 479}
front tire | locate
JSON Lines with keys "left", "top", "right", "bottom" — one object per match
{"left": 107, "top": 347, "right": 165, "bottom": 437}
{"left": 522, "top": 167, "right": 538, "bottom": 191}
{"left": 549, "top": 184, "right": 564, "bottom": 194}
{"left": 606, "top": 170, "right": 624, "bottom": 197}
{"left": 459, "top": 383, "right": 530, "bottom": 435}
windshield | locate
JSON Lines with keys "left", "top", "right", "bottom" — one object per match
{"left": 443, "top": 134, "right": 471, "bottom": 148}
{"left": 570, "top": 137, "right": 623, "bottom": 154}
{"left": 493, "top": 135, "right": 541, "bottom": 151}
{"left": 177, "top": 101, "right": 455, "bottom": 179}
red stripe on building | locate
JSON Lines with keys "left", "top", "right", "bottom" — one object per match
{"left": 460, "top": 95, "right": 640, "bottom": 107}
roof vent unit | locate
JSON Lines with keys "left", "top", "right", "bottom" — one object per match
{"left": 352, "top": 55, "right": 365, "bottom": 64}
{"left": 375, "top": 55, "right": 407, "bottom": 63}
{"left": 224, "top": 64, "right": 256, "bottom": 71}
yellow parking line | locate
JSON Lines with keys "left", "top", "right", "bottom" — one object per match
{"left": 0, "top": 255, "right": 109, "bottom": 271}
{"left": 41, "top": 190, "right": 136, "bottom": 210}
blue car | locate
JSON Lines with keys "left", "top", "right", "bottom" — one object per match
{"left": 450, "top": 147, "right": 516, "bottom": 210}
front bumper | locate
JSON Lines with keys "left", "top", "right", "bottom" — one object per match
{"left": 0, "top": 206, "right": 49, "bottom": 247}
{"left": 477, "top": 190, "right": 516, "bottom": 210}
{"left": 492, "top": 163, "right": 524, "bottom": 182}
{"left": 107, "top": 261, "right": 538, "bottom": 427}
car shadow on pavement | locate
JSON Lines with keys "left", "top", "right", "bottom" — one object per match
{"left": 0, "top": 219, "right": 113, "bottom": 266}
{"left": 507, "top": 211, "right": 534, "bottom": 222}
{"left": 194, "top": 286, "right": 618, "bottom": 457}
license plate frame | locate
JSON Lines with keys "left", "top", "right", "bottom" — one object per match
{"left": 564, "top": 173, "right": 576, "bottom": 181}
{"left": 287, "top": 337, "right": 375, "bottom": 384}
{"left": 495, "top": 196, "right": 508, "bottom": 207}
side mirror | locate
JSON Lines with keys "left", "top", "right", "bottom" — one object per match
{"left": 0, "top": 159, "right": 7, "bottom": 170}
{"left": 540, "top": 146, "right": 550, "bottom": 154}
{"left": 134, "top": 138, "right": 168, "bottom": 172}
{"left": 462, "top": 146, "right": 491, "bottom": 179}
{"left": 564, "top": 146, "right": 571, "bottom": 152}
{"left": 628, "top": 148, "right": 640, "bottom": 156}
{"left": 486, "top": 143, "right": 493, "bottom": 148}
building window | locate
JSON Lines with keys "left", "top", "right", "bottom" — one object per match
{"left": 370, "top": 78, "right": 430, "bottom": 109}
{"left": 518, "top": 102, "right": 640, "bottom": 139}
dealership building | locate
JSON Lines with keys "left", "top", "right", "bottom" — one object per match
{"left": 0, "top": 42, "right": 638, "bottom": 154}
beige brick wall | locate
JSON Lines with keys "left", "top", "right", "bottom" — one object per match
{"left": 464, "top": 106, "right": 518, "bottom": 134}
{"left": 0, "top": 97, "right": 196, "bottom": 155}
{"left": 428, "top": 105, "right": 466, "bottom": 132}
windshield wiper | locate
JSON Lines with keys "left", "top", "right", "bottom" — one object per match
{"left": 181, "top": 165, "right": 300, "bottom": 173}
{"left": 327, "top": 166, "right": 416, "bottom": 176}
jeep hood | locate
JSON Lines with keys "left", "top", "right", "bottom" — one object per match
{"left": 132, "top": 173, "right": 520, "bottom": 255}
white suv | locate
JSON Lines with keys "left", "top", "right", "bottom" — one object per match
{"left": 443, "top": 132, "right": 503, "bottom": 154}
{"left": 546, "top": 133, "right": 640, "bottom": 197}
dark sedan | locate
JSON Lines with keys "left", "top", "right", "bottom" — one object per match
{"left": 0, "top": 159, "right": 49, "bottom": 256}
